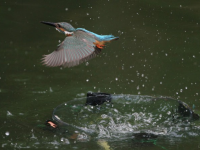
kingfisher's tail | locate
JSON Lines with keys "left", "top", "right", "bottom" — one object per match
{"left": 110, "top": 36, "right": 119, "bottom": 41}
{"left": 99, "top": 35, "right": 119, "bottom": 42}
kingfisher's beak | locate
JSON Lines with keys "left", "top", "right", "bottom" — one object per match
{"left": 41, "top": 21, "right": 57, "bottom": 27}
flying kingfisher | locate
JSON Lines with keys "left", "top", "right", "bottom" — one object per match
{"left": 40, "top": 21, "right": 119, "bottom": 68}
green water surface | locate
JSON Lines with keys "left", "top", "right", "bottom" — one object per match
{"left": 1, "top": 0, "right": 200, "bottom": 149}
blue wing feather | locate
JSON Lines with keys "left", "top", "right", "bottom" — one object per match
{"left": 76, "top": 28, "right": 119, "bottom": 42}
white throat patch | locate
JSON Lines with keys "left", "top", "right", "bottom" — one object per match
{"left": 64, "top": 31, "right": 73, "bottom": 35}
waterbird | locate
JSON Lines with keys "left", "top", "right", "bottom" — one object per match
{"left": 41, "top": 21, "right": 119, "bottom": 68}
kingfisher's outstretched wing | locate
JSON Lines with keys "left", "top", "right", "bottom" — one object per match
{"left": 42, "top": 30, "right": 101, "bottom": 68}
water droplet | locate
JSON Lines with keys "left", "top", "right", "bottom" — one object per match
{"left": 180, "top": 5, "right": 182, "bottom": 8}
{"left": 165, "top": 53, "right": 168, "bottom": 56}
{"left": 152, "top": 86, "right": 155, "bottom": 91}
{"left": 49, "top": 87, "right": 53, "bottom": 92}
{"left": 185, "top": 86, "right": 188, "bottom": 89}
{"left": 167, "top": 111, "right": 171, "bottom": 115}
{"left": 180, "top": 89, "right": 183, "bottom": 92}
{"left": 5, "top": 131, "right": 9, "bottom": 136}
{"left": 94, "top": 86, "right": 96, "bottom": 89}
{"left": 61, "top": 137, "right": 70, "bottom": 144}
{"left": 7, "top": 111, "right": 13, "bottom": 116}
{"left": 85, "top": 62, "right": 89, "bottom": 66}
{"left": 65, "top": 8, "right": 68, "bottom": 11}
{"left": 193, "top": 55, "right": 195, "bottom": 58}
{"left": 101, "top": 114, "right": 108, "bottom": 119}
{"left": 196, "top": 93, "right": 198, "bottom": 95}
{"left": 160, "top": 82, "right": 162, "bottom": 84}
{"left": 136, "top": 85, "right": 139, "bottom": 90}
{"left": 86, "top": 13, "right": 89, "bottom": 15}
{"left": 115, "top": 78, "right": 118, "bottom": 81}
{"left": 86, "top": 79, "right": 89, "bottom": 82}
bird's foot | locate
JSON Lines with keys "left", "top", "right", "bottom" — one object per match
{"left": 96, "top": 44, "right": 105, "bottom": 49}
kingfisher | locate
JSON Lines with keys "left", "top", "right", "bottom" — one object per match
{"left": 40, "top": 21, "right": 119, "bottom": 68}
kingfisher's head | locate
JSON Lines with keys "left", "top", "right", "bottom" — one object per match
{"left": 41, "top": 21, "right": 75, "bottom": 35}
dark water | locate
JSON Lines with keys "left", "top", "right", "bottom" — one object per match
{"left": 1, "top": 0, "right": 200, "bottom": 149}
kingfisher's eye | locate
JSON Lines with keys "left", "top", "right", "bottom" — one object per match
{"left": 57, "top": 24, "right": 61, "bottom": 28}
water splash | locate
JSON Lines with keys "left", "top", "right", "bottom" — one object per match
{"left": 52, "top": 95, "right": 200, "bottom": 141}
